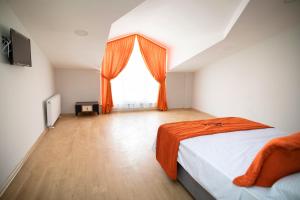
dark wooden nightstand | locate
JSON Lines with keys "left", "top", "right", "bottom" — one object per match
{"left": 75, "top": 102, "right": 100, "bottom": 115}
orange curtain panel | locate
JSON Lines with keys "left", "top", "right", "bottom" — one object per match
{"left": 137, "top": 35, "right": 168, "bottom": 111}
{"left": 101, "top": 35, "right": 135, "bottom": 113}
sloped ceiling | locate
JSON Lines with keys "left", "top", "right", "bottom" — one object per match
{"left": 7, "top": 0, "right": 300, "bottom": 72}
{"left": 109, "top": 0, "right": 249, "bottom": 71}
{"left": 174, "top": 0, "right": 300, "bottom": 71}
{"left": 7, "top": 0, "right": 144, "bottom": 69}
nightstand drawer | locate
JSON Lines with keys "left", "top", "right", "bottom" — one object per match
{"left": 82, "top": 105, "right": 93, "bottom": 112}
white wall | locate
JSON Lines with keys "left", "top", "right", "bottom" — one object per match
{"left": 167, "top": 72, "right": 193, "bottom": 109}
{"left": 55, "top": 68, "right": 100, "bottom": 113}
{"left": 192, "top": 25, "right": 300, "bottom": 133}
{"left": 55, "top": 69, "right": 193, "bottom": 113}
{"left": 0, "top": 1, "right": 55, "bottom": 191}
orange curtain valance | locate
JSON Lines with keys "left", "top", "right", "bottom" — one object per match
{"left": 100, "top": 34, "right": 168, "bottom": 113}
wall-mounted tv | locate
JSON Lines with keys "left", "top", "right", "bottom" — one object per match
{"left": 9, "top": 28, "right": 32, "bottom": 67}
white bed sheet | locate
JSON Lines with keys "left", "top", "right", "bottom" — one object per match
{"left": 177, "top": 128, "right": 300, "bottom": 200}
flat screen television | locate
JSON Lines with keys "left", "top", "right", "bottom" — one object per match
{"left": 9, "top": 28, "right": 32, "bottom": 67}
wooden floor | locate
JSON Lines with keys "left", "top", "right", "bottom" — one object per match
{"left": 1, "top": 109, "right": 212, "bottom": 200}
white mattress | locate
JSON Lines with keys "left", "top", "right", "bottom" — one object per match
{"left": 177, "top": 128, "right": 300, "bottom": 200}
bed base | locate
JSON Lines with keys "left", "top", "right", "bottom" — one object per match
{"left": 177, "top": 163, "right": 216, "bottom": 200}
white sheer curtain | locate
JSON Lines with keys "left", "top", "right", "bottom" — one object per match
{"left": 111, "top": 38, "right": 159, "bottom": 111}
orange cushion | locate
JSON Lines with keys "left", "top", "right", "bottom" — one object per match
{"left": 233, "top": 132, "right": 300, "bottom": 187}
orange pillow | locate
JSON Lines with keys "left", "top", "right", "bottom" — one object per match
{"left": 233, "top": 132, "right": 300, "bottom": 187}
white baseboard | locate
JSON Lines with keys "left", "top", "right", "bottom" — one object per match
{"left": 0, "top": 129, "right": 48, "bottom": 197}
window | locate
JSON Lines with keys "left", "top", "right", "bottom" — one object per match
{"left": 111, "top": 38, "right": 159, "bottom": 110}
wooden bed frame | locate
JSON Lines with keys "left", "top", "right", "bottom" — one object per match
{"left": 177, "top": 163, "right": 216, "bottom": 200}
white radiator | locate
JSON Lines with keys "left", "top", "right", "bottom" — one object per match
{"left": 46, "top": 94, "right": 61, "bottom": 127}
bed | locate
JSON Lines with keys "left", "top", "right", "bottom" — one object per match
{"left": 175, "top": 127, "right": 300, "bottom": 200}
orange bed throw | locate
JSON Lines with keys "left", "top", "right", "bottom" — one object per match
{"left": 233, "top": 132, "right": 300, "bottom": 187}
{"left": 156, "top": 117, "right": 271, "bottom": 180}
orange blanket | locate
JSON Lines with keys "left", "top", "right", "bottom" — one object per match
{"left": 233, "top": 132, "right": 300, "bottom": 187}
{"left": 156, "top": 117, "right": 271, "bottom": 180}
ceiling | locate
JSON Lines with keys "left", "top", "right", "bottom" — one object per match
{"left": 7, "top": 0, "right": 144, "bottom": 69}
{"left": 7, "top": 0, "right": 300, "bottom": 72}
{"left": 109, "top": 0, "right": 249, "bottom": 70}
{"left": 174, "top": 0, "right": 300, "bottom": 71}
